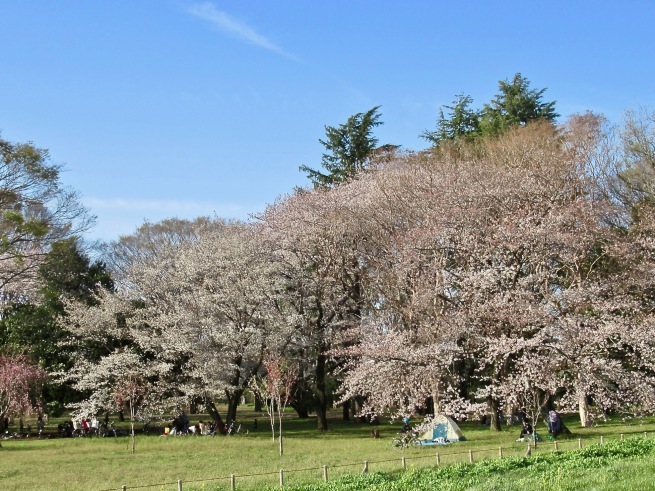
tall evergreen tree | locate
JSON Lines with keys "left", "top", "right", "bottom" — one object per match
{"left": 422, "top": 94, "right": 480, "bottom": 146}
{"left": 300, "top": 106, "right": 383, "bottom": 188}
{"left": 424, "top": 74, "right": 558, "bottom": 146}
{"left": 479, "top": 73, "right": 558, "bottom": 136}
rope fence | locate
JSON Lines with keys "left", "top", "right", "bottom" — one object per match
{"left": 102, "top": 431, "right": 650, "bottom": 491}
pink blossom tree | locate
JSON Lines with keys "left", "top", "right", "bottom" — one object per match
{"left": 250, "top": 356, "right": 298, "bottom": 456}
{"left": 0, "top": 354, "right": 47, "bottom": 438}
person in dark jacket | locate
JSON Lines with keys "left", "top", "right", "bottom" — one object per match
{"left": 518, "top": 418, "right": 533, "bottom": 441}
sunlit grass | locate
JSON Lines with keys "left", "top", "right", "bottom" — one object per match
{"left": 1, "top": 409, "right": 654, "bottom": 490}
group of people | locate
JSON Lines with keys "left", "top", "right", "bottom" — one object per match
{"left": 518, "top": 410, "right": 567, "bottom": 441}
{"left": 164, "top": 413, "right": 225, "bottom": 436}
{"left": 57, "top": 417, "right": 101, "bottom": 437}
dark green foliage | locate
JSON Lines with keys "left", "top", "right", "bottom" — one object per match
{"left": 479, "top": 73, "right": 559, "bottom": 136}
{"left": 38, "top": 238, "right": 113, "bottom": 306}
{"left": 424, "top": 74, "right": 558, "bottom": 146}
{"left": 300, "top": 107, "right": 383, "bottom": 188}
{"left": 422, "top": 94, "right": 480, "bottom": 146}
{"left": 0, "top": 237, "right": 113, "bottom": 403}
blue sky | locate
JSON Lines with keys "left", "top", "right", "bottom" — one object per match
{"left": 1, "top": 0, "right": 654, "bottom": 241}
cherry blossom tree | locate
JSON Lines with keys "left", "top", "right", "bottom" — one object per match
{"left": 250, "top": 356, "right": 298, "bottom": 456}
{"left": 64, "top": 219, "right": 288, "bottom": 425}
{"left": 58, "top": 109, "right": 655, "bottom": 437}
{"left": 65, "top": 349, "right": 169, "bottom": 453}
{"left": 258, "top": 186, "right": 376, "bottom": 430}
{"left": 0, "top": 354, "right": 47, "bottom": 436}
{"left": 334, "top": 117, "right": 655, "bottom": 430}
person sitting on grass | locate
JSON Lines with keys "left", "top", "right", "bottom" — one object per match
{"left": 518, "top": 417, "right": 533, "bottom": 441}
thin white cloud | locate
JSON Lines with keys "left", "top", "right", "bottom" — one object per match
{"left": 188, "top": 2, "right": 297, "bottom": 59}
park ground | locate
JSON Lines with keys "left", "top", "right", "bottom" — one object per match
{"left": 1, "top": 407, "right": 655, "bottom": 491}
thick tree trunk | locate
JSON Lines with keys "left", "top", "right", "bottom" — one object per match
{"left": 578, "top": 391, "right": 590, "bottom": 428}
{"left": 431, "top": 391, "right": 441, "bottom": 416}
{"left": 315, "top": 352, "right": 329, "bottom": 431}
{"left": 204, "top": 399, "right": 226, "bottom": 434}
{"left": 342, "top": 399, "right": 351, "bottom": 421}
{"left": 254, "top": 394, "right": 263, "bottom": 413}
{"left": 292, "top": 403, "right": 309, "bottom": 418}
{"left": 225, "top": 389, "right": 244, "bottom": 424}
{"left": 487, "top": 395, "right": 501, "bottom": 431}
{"left": 225, "top": 356, "right": 244, "bottom": 424}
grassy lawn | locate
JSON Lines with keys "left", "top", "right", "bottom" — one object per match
{"left": 1, "top": 408, "right": 654, "bottom": 491}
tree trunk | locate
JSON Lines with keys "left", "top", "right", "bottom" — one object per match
{"left": 342, "top": 399, "right": 351, "bottom": 421}
{"left": 278, "top": 402, "right": 284, "bottom": 456}
{"left": 487, "top": 395, "right": 501, "bottom": 431}
{"left": 578, "top": 391, "right": 590, "bottom": 428}
{"left": 431, "top": 390, "right": 441, "bottom": 416}
{"left": 205, "top": 399, "right": 226, "bottom": 434}
{"left": 292, "top": 403, "right": 309, "bottom": 418}
{"left": 189, "top": 399, "right": 199, "bottom": 414}
{"left": 130, "top": 400, "right": 136, "bottom": 454}
{"left": 315, "top": 352, "right": 329, "bottom": 431}
{"left": 226, "top": 389, "right": 244, "bottom": 424}
{"left": 254, "top": 394, "right": 263, "bottom": 413}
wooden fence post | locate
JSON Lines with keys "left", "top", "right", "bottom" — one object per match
{"left": 177, "top": 479, "right": 183, "bottom": 491}
{"left": 498, "top": 447, "right": 503, "bottom": 458}
{"left": 279, "top": 469, "right": 284, "bottom": 487}
{"left": 323, "top": 465, "right": 328, "bottom": 482}
{"left": 122, "top": 486, "right": 127, "bottom": 491}
{"left": 645, "top": 432, "right": 648, "bottom": 439}
{"left": 469, "top": 449, "right": 473, "bottom": 463}
{"left": 402, "top": 456, "right": 406, "bottom": 469}
{"left": 554, "top": 441, "right": 558, "bottom": 452}
{"left": 231, "top": 474, "right": 236, "bottom": 491}
{"left": 578, "top": 438, "right": 582, "bottom": 450}
{"left": 363, "top": 461, "right": 369, "bottom": 474}
{"left": 600, "top": 436, "right": 604, "bottom": 445}
{"left": 621, "top": 434, "right": 624, "bottom": 441}
{"left": 436, "top": 452, "right": 440, "bottom": 465}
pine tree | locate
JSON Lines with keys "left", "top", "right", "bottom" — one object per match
{"left": 300, "top": 106, "right": 383, "bottom": 188}
{"left": 479, "top": 73, "right": 558, "bottom": 136}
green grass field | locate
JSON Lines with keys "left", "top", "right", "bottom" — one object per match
{"left": 1, "top": 409, "right": 654, "bottom": 491}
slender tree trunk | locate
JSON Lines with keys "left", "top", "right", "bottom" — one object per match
{"left": 342, "top": 399, "right": 351, "bottom": 421}
{"left": 278, "top": 398, "right": 284, "bottom": 456}
{"left": 130, "top": 399, "right": 136, "bottom": 454}
{"left": 315, "top": 352, "right": 328, "bottom": 431}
